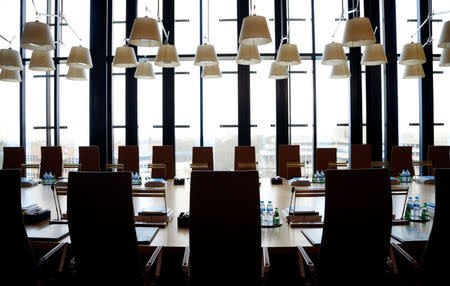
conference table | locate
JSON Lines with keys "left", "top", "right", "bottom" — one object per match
{"left": 22, "top": 177, "right": 435, "bottom": 251}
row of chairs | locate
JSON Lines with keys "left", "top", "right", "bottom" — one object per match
{"left": 4, "top": 167, "right": 446, "bottom": 285}
{"left": 3, "top": 144, "right": 450, "bottom": 179}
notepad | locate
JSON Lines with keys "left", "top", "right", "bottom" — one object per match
{"left": 289, "top": 177, "right": 311, "bottom": 186}
{"left": 27, "top": 224, "right": 69, "bottom": 241}
{"left": 145, "top": 178, "right": 166, "bottom": 188}
{"left": 21, "top": 178, "right": 38, "bottom": 187}
{"left": 415, "top": 176, "right": 435, "bottom": 184}
{"left": 391, "top": 226, "right": 430, "bottom": 243}
{"left": 135, "top": 227, "right": 159, "bottom": 244}
{"left": 301, "top": 229, "right": 323, "bottom": 246}
{"left": 138, "top": 206, "right": 168, "bottom": 216}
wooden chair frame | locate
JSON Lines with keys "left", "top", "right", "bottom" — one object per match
{"left": 105, "top": 163, "right": 125, "bottom": 171}
{"left": 148, "top": 163, "right": 167, "bottom": 179}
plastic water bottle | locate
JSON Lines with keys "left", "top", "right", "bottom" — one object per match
{"left": 320, "top": 170, "right": 325, "bottom": 182}
{"left": 405, "top": 197, "right": 413, "bottom": 219}
{"left": 267, "top": 201, "right": 274, "bottom": 224}
{"left": 43, "top": 172, "right": 48, "bottom": 184}
{"left": 413, "top": 196, "right": 420, "bottom": 219}
{"left": 421, "top": 203, "right": 429, "bottom": 220}
{"left": 406, "top": 170, "right": 411, "bottom": 182}
{"left": 260, "top": 201, "right": 266, "bottom": 222}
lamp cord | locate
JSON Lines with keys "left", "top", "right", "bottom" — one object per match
{"left": 0, "top": 34, "right": 15, "bottom": 48}
{"left": 157, "top": 0, "right": 170, "bottom": 44}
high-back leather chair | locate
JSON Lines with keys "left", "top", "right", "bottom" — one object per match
{"left": 192, "top": 147, "right": 214, "bottom": 170}
{"left": 152, "top": 145, "right": 174, "bottom": 179}
{"left": 278, "top": 145, "right": 301, "bottom": 179}
{"left": 2, "top": 147, "right": 26, "bottom": 176}
{"left": 234, "top": 146, "right": 256, "bottom": 170}
{"left": 118, "top": 146, "right": 140, "bottom": 173}
{"left": 391, "top": 146, "right": 414, "bottom": 176}
{"left": 67, "top": 172, "right": 143, "bottom": 284}
{"left": 315, "top": 148, "right": 337, "bottom": 172}
{"left": 351, "top": 144, "right": 372, "bottom": 169}
{"left": 2, "top": 169, "right": 36, "bottom": 284}
{"left": 427, "top": 146, "right": 450, "bottom": 176}
{"left": 79, "top": 146, "right": 100, "bottom": 171}
{"left": 421, "top": 168, "right": 449, "bottom": 285}
{"left": 40, "top": 146, "right": 63, "bottom": 178}
{"left": 189, "top": 171, "right": 262, "bottom": 284}
{"left": 318, "top": 169, "right": 392, "bottom": 285}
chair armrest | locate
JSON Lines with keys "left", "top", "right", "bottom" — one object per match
{"left": 262, "top": 247, "right": 270, "bottom": 279}
{"left": 328, "top": 161, "right": 348, "bottom": 168}
{"left": 38, "top": 242, "right": 68, "bottom": 272}
{"left": 182, "top": 246, "right": 190, "bottom": 278}
{"left": 190, "top": 163, "right": 209, "bottom": 169}
{"left": 105, "top": 163, "right": 124, "bottom": 171}
{"left": 144, "top": 246, "right": 163, "bottom": 280}
{"left": 21, "top": 163, "right": 40, "bottom": 170}
{"left": 63, "top": 163, "right": 81, "bottom": 169}
{"left": 413, "top": 161, "right": 432, "bottom": 167}
{"left": 297, "top": 246, "right": 316, "bottom": 284}
{"left": 390, "top": 242, "right": 419, "bottom": 269}
{"left": 371, "top": 161, "right": 390, "bottom": 168}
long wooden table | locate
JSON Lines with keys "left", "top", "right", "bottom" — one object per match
{"left": 22, "top": 178, "right": 435, "bottom": 248}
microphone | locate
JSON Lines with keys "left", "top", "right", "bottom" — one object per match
{"left": 288, "top": 187, "right": 295, "bottom": 216}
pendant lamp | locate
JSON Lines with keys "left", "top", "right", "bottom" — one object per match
{"left": 0, "top": 48, "right": 24, "bottom": 71}
{"left": 20, "top": 21, "right": 56, "bottom": 51}
{"left": 439, "top": 48, "right": 450, "bottom": 67}
{"left": 134, "top": 61, "right": 155, "bottom": 79}
{"left": 202, "top": 64, "right": 221, "bottom": 79}
{"left": 29, "top": 50, "right": 55, "bottom": 71}
{"left": 66, "top": 67, "right": 87, "bottom": 81}
{"left": 438, "top": 20, "right": 450, "bottom": 48}
{"left": 236, "top": 44, "right": 261, "bottom": 65}
{"left": 113, "top": 46, "right": 138, "bottom": 68}
{"left": 361, "top": 44, "right": 387, "bottom": 66}
{"left": 129, "top": 16, "right": 162, "bottom": 47}
{"left": 403, "top": 65, "right": 425, "bottom": 79}
{"left": 239, "top": 15, "right": 272, "bottom": 46}
{"left": 322, "top": 42, "right": 347, "bottom": 65}
{"left": 269, "top": 62, "right": 288, "bottom": 79}
{"left": 194, "top": 44, "right": 218, "bottom": 66}
{"left": 67, "top": 46, "right": 93, "bottom": 69}
{"left": 330, "top": 63, "right": 351, "bottom": 79}
{"left": 154, "top": 44, "right": 180, "bottom": 67}
{"left": 0, "top": 69, "right": 21, "bottom": 82}
{"left": 276, "top": 43, "right": 301, "bottom": 66}
{"left": 399, "top": 43, "right": 426, "bottom": 65}
{"left": 342, "top": 17, "right": 376, "bottom": 47}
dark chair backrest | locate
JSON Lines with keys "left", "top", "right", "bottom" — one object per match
{"left": 1, "top": 169, "right": 36, "bottom": 284}
{"left": 118, "top": 146, "right": 140, "bottom": 173}
{"left": 319, "top": 169, "right": 392, "bottom": 285}
{"left": 79, "top": 146, "right": 100, "bottom": 171}
{"left": 190, "top": 171, "right": 261, "bottom": 284}
{"left": 422, "top": 168, "right": 449, "bottom": 285}
{"left": 234, "top": 146, "right": 256, "bottom": 170}
{"left": 152, "top": 145, "right": 174, "bottom": 179}
{"left": 391, "top": 146, "right": 414, "bottom": 176}
{"left": 40, "top": 146, "right": 63, "bottom": 178}
{"left": 427, "top": 146, "right": 450, "bottom": 176}
{"left": 67, "top": 172, "right": 142, "bottom": 284}
{"left": 192, "top": 147, "right": 214, "bottom": 170}
{"left": 315, "top": 148, "right": 337, "bottom": 172}
{"left": 2, "top": 147, "right": 26, "bottom": 176}
{"left": 351, "top": 144, "right": 372, "bottom": 169}
{"left": 278, "top": 145, "right": 301, "bottom": 179}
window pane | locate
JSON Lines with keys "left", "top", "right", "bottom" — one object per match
{"left": 396, "top": 0, "right": 417, "bottom": 54}
{"left": 209, "top": 0, "right": 237, "bottom": 54}
{"left": 59, "top": 0, "right": 90, "bottom": 57}
{"left": 175, "top": 0, "right": 199, "bottom": 55}
{"left": 254, "top": 0, "right": 275, "bottom": 54}
{"left": 288, "top": 0, "right": 312, "bottom": 54}
{"left": 433, "top": 62, "right": 450, "bottom": 145}
{"left": 203, "top": 60, "right": 238, "bottom": 171}
{"left": 112, "top": 73, "right": 125, "bottom": 163}
{"left": 251, "top": 61, "right": 276, "bottom": 177}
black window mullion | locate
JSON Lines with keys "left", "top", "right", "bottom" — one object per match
{"left": 19, "top": 0, "right": 26, "bottom": 147}
{"left": 311, "top": 0, "right": 318, "bottom": 173}
{"left": 54, "top": 0, "right": 61, "bottom": 146}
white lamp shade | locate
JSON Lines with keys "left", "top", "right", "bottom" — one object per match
{"left": 67, "top": 46, "right": 93, "bottom": 69}
{"left": 239, "top": 15, "right": 272, "bottom": 46}
{"left": 399, "top": 43, "right": 426, "bottom": 65}
{"left": 236, "top": 44, "right": 261, "bottom": 65}
{"left": 202, "top": 64, "right": 221, "bottom": 79}
{"left": 321, "top": 42, "right": 347, "bottom": 65}
{"left": 0, "top": 48, "right": 23, "bottom": 71}
{"left": 113, "top": 46, "right": 138, "bottom": 68}
{"left": 361, "top": 44, "right": 387, "bottom": 66}
{"left": 276, "top": 43, "right": 301, "bottom": 66}
{"left": 29, "top": 51, "right": 55, "bottom": 71}
{"left": 135, "top": 62, "right": 155, "bottom": 79}
{"left": 194, "top": 44, "right": 218, "bottom": 66}
{"left": 269, "top": 62, "right": 288, "bottom": 79}
{"left": 20, "top": 21, "right": 55, "bottom": 51}
{"left": 66, "top": 67, "right": 87, "bottom": 81}
{"left": 0, "top": 69, "right": 21, "bottom": 82}
{"left": 154, "top": 44, "right": 180, "bottom": 68}
{"left": 330, "top": 63, "right": 351, "bottom": 79}
{"left": 403, "top": 65, "right": 425, "bottom": 79}
{"left": 439, "top": 48, "right": 450, "bottom": 67}
{"left": 129, "top": 17, "right": 162, "bottom": 47}
{"left": 438, "top": 20, "right": 450, "bottom": 48}
{"left": 342, "top": 17, "right": 376, "bottom": 47}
